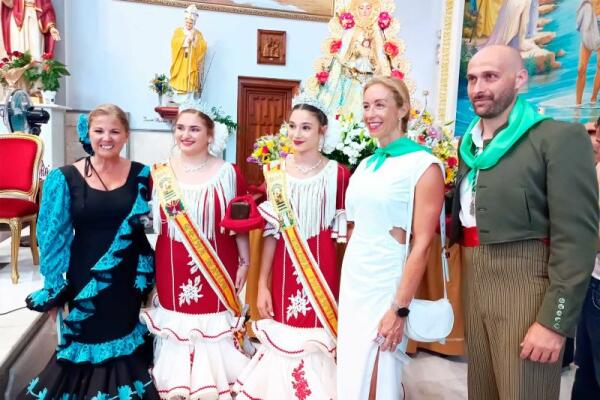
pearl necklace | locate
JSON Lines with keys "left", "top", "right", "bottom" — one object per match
{"left": 294, "top": 157, "right": 324, "bottom": 175}
{"left": 182, "top": 158, "right": 210, "bottom": 173}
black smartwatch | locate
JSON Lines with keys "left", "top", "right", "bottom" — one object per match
{"left": 391, "top": 300, "right": 410, "bottom": 318}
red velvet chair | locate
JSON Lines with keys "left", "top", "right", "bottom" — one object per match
{"left": 0, "top": 133, "right": 43, "bottom": 283}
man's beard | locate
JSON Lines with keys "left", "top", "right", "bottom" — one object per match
{"left": 471, "top": 88, "right": 516, "bottom": 119}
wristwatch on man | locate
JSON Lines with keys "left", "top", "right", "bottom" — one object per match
{"left": 391, "top": 300, "right": 410, "bottom": 318}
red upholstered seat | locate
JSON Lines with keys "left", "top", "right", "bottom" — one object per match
{"left": 0, "top": 198, "right": 38, "bottom": 218}
{"left": 0, "top": 137, "right": 39, "bottom": 193}
{"left": 0, "top": 133, "right": 44, "bottom": 283}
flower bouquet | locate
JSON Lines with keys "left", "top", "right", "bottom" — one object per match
{"left": 407, "top": 109, "right": 459, "bottom": 192}
{"left": 149, "top": 73, "right": 172, "bottom": 105}
{"left": 247, "top": 124, "right": 293, "bottom": 166}
{"left": 327, "top": 113, "right": 377, "bottom": 169}
{"left": 0, "top": 51, "right": 37, "bottom": 89}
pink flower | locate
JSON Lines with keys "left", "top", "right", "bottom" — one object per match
{"left": 330, "top": 39, "right": 342, "bottom": 54}
{"left": 391, "top": 69, "right": 404, "bottom": 80}
{"left": 339, "top": 12, "right": 355, "bottom": 30}
{"left": 378, "top": 11, "right": 392, "bottom": 30}
{"left": 1, "top": 57, "right": 9, "bottom": 63}
{"left": 42, "top": 52, "right": 52, "bottom": 61}
{"left": 384, "top": 42, "right": 399, "bottom": 58}
{"left": 316, "top": 71, "right": 329, "bottom": 85}
{"left": 43, "top": 64, "right": 50, "bottom": 71}
{"left": 12, "top": 51, "right": 23, "bottom": 58}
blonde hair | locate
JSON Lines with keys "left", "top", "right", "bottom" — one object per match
{"left": 364, "top": 76, "right": 411, "bottom": 132}
{"left": 89, "top": 104, "right": 130, "bottom": 133}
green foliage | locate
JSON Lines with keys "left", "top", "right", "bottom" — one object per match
{"left": 38, "top": 59, "right": 70, "bottom": 91}
{"left": 211, "top": 106, "right": 237, "bottom": 134}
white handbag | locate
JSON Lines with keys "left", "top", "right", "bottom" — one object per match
{"left": 402, "top": 169, "right": 455, "bottom": 343}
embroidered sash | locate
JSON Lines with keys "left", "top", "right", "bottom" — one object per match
{"left": 152, "top": 162, "right": 242, "bottom": 316}
{"left": 263, "top": 160, "right": 338, "bottom": 340}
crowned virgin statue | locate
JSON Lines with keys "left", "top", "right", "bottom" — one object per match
{"left": 305, "top": 0, "right": 414, "bottom": 119}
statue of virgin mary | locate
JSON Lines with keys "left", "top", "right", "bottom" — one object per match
{"left": 305, "top": 0, "right": 413, "bottom": 119}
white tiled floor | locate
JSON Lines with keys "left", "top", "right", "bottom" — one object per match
{"left": 0, "top": 233, "right": 577, "bottom": 399}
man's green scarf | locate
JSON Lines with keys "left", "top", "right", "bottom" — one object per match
{"left": 460, "top": 96, "right": 549, "bottom": 181}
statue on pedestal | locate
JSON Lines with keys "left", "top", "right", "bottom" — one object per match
{"left": 0, "top": 0, "right": 61, "bottom": 60}
{"left": 170, "top": 5, "right": 207, "bottom": 103}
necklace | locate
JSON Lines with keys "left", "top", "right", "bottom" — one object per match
{"left": 294, "top": 157, "right": 324, "bottom": 175}
{"left": 182, "top": 157, "right": 210, "bottom": 173}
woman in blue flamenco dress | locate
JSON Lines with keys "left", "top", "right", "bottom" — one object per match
{"left": 18, "top": 104, "right": 160, "bottom": 399}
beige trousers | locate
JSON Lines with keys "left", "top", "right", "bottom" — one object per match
{"left": 463, "top": 240, "right": 562, "bottom": 400}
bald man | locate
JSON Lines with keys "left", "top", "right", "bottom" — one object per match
{"left": 449, "top": 45, "right": 598, "bottom": 399}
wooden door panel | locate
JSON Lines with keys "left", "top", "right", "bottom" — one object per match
{"left": 237, "top": 77, "right": 299, "bottom": 185}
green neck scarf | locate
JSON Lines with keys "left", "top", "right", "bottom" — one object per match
{"left": 460, "top": 96, "right": 549, "bottom": 181}
{"left": 366, "top": 136, "right": 431, "bottom": 171}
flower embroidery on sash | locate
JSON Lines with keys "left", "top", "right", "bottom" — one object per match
{"left": 287, "top": 289, "right": 312, "bottom": 321}
{"left": 292, "top": 360, "right": 312, "bottom": 400}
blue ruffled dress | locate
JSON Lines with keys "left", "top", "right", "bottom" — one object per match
{"left": 18, "top": 162, "right": 159, "bottom": 400}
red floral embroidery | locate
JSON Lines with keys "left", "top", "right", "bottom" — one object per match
{"left": 291, "top": 360, "right": 312, "bottom": 400}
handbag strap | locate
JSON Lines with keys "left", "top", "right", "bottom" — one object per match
{"left": 404, "top": 160, "right": 450, "bottom": 301}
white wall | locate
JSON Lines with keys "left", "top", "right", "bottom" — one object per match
{"left": 61, "top": 0, "right": 443, "bottom": 162}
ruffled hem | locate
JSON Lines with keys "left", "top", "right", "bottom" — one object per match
{"left": 234, "top": 321, "right": 336, "bottom": 400}
{"left": 152, "top": 379, "right": 237, "bottom": 400}
{"left": 56, "top": 322, "right": 148, "bottom": 364}
{"left": 251, "top": 319, "right": 336, "bottom": 358}
{"left": 26, "top": 281, "right": 69, "bottom": 312}
{"left": 140, "top": 304, "right": 244, "bottom": 343}
{"left": 18, "top": 344, "right": 159, "bottom": 399}
{"left": 142, "top": 305, "right": 249, "bottom": 400}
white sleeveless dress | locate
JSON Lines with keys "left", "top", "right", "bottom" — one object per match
{"left": 337, "top": 151, "right": 442, "bottom": 399}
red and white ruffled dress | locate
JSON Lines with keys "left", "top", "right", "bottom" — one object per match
{"left": 235, "top": 160, "right": 349, "bottom": 400}
{"left": 141, "top": 162, "right": 250, "bottom": 400}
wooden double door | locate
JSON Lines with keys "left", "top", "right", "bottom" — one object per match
{"left": 236, "top": 76, "right": 299, "bottom": 185}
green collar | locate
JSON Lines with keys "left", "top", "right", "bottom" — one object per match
{"left": 366, "top": 136, "right": 431, "bottom": 171}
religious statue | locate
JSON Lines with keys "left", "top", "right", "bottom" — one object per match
{"left": 305, "top": 0, "right": 411, "bottom": 118}
{"left": 170, "top": 4, "right": 207, "bottom": 103}
{"left": 0, "top": 0, "right": 61, "bottom": 60}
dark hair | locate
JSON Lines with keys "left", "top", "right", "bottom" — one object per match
{"left": 291, "top": 103, "right": 328, "bottom": 127}
{"left": 175, "top": 109, "right": 215, "bottom": 137}
{"left": 596, "top": 116, "right": 600, "bottom": 128}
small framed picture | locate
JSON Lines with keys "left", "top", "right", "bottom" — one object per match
{"left": 257, "top": 29, "right": 286, "bottom": 65}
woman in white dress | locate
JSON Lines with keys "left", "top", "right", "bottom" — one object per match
{"left": 337, "top": 76, "right": 445, "bottom": 399}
